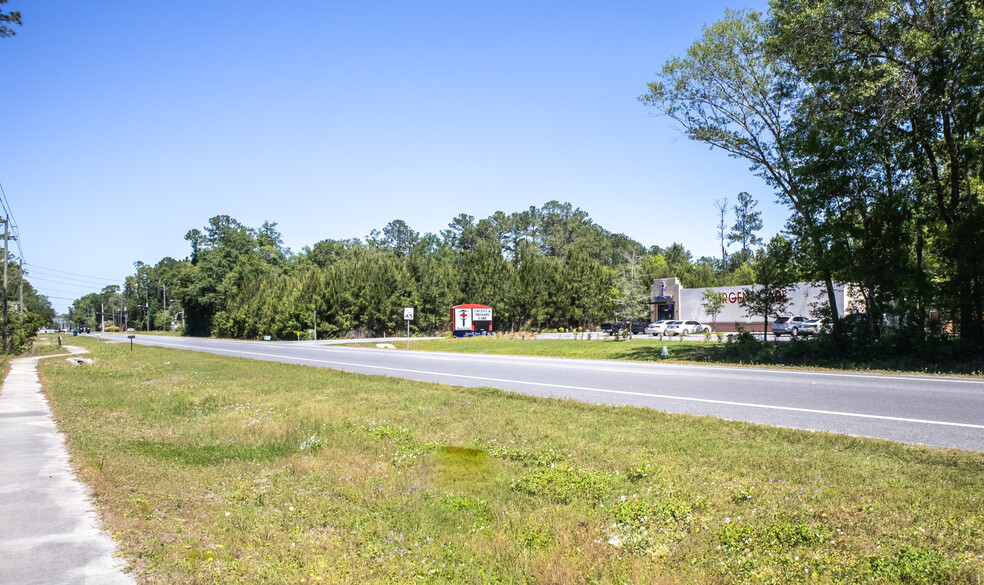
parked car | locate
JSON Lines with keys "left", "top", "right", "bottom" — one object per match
{"left": 602, "top": 319, "right": 649, "bottom": 335}
{"left": 665, "top": 320, "right": 709, "bottom": 336}
{"left": 645, "top": 321, "right": 669, "bottom": 336}
{"left": 773, "top": 315, "right": 810, "bottom": 337}
{"left": 799, "top": 318, "right": 829, "bottom": 336}
{"left": 622, "top": 320, "right": 650, "bottom": 335}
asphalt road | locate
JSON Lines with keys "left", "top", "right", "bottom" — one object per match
{"left": 94, "top": 334, "right": 984, "bottom": 452}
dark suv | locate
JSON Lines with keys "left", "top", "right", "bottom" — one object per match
{"left": 601, "top": 320, "right": 649, "bottom": 336}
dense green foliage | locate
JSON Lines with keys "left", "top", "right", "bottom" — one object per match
{"left": 641, "top": 0, "right": 984, "bottom": 347}
{"left": 0, "top": 260, "right": 54, "bottom": 354}
{"left": 84, "top": 203, "right": 764, "bottom": 339}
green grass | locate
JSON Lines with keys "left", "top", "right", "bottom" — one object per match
{"left": 38, "top": 341, "right": 984, "bottom": 584}
{"left": 383, "top": 336, "right": 984, "bottom": 376}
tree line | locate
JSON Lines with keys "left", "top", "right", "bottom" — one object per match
{"left": 0, "top": 260, "right": 55, "bottom": 353}
{"left": 70, "top": 201, "right": 774, "bottom": 339}
{"left": 641, "top": 0, "right": 984, "bottom": 346}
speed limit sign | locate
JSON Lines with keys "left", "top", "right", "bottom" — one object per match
{"left": 404, "top": 308, "right": 414, "bottom": 320}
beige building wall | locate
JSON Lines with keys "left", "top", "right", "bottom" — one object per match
{"left": 649, "top": 278, "right": 851, "bottom": 332}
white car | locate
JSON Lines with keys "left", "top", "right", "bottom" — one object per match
{"left": 645, "top": 321, "right": 669, "bottom": 335}
{"left": 665, "top": 320, "right": 709, "bottom": 336}
{"left": 799, "top": 318, "right": 828, "bottom": 336}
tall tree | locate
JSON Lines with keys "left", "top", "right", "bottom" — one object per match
{"left": 771, "top": 0, "right": 984, "bottom": 344}
{"left": 739, "top": 236, "right": 795, "bottom": 341}
{"left": 441, "top": 214, "right": 475, "bottom": 250}
{"left": 714, "top": 197, "right": 729, "bottom": 267}
{"left": 614, "top": 251, "right": 648, "bottom": 321}
{"left": 728, "top": 192, "right": 764, "bottom": 261}
{"left": 641, "top": 9, "right": 842, "bottom": 323}
{"left": 378, "top": 219, "right": 420, "bottom": 258}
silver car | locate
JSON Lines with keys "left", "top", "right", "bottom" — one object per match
{"left": 773, "top": 315, "right": 810, "bottom": 337}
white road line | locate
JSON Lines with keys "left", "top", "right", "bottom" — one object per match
{"left": 198, "top": 346, "right": 984, "bottom": 431}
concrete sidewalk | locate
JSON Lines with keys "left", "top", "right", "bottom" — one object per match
{"left": 0, "top": 348, "right": 135, "bottom": 585}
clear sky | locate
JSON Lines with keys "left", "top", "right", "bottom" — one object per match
{"left": 3, "top": 0, "right": 779, "bottom": 314}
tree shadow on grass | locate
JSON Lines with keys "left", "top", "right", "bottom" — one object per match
{"left": 611, "top": 344, "right": 726, "bottom": 364}
{"left": 131, "top": 437, "right": 305, "bottom": 466}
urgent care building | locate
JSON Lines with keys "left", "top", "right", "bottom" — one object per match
{"left": 649, "top": 277, "right": 853, "bottom": 332}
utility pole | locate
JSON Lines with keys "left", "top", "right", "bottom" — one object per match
{"left": 101, "top": 303, "right": 105, "bottom": 333}
{"left": 19, "top": 259, "right": 24, "bottom": 315}
{"left": 314, "top": 309, "right": 317, "bottom": 341}
{"left": 2, "top": 217, "right": 8, "bottom": 352}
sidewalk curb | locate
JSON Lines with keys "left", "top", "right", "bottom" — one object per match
{"left": 0, "top": 347, "right": 136, "bottom": 585}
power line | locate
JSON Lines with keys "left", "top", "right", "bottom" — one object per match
{"left": 24, "top": 262, "right": 116, "bottom": 282}
{"left": 29, "top": 275, "right": 112, "bottom": 289}
{"left": 31, "top": 286, "right": 89, "bottom": 297}
{"left": 0, "top": 181, "right": 24, "bottom": 263}
{"left": 24, "top": 268, "right": 111, "bottom": 287}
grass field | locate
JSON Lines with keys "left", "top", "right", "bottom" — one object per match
{"left": 393, "top": 336, "right": 984, "bottom": 376}
{"left": 400, "top": 336, "right": 742, "bottom": 361}
{"left": 37, "top": 337, "right": 984, "bottom": 584}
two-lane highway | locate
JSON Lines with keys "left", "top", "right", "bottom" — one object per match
{"left": 96, "top": 334, "right": 984, "bottom": 451}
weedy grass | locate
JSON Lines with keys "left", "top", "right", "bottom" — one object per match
{"left": 38, "top": 341, "right": 984, "bottom": 584}
{"left": 24, "top": 334, "right": 73, "bottom": 357}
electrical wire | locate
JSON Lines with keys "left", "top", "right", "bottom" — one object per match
{"left": 24, "top": 268, "right": 111, "bottom": 287}
{"left": 30, "top": 287, "right": 88, "bottom": 297}
{"left": 27, "top": 275, "right": 113, "bottom": 289}
{"left": 0, "top": 183, "right": 132, "bottom": 314}
{"left": 24, "top": 263, "right": 116, "bottom": 282}
{"left": 0, "top": 181, "right": 25, "bottom": 262}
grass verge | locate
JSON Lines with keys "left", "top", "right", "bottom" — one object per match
{"left": 39, "top": 341, "right": 984, "bottom": 584}
{"left": 392, "top": 337, "right": 984, "bottom": 376}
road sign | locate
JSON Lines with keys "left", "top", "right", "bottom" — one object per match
{"left": 403, "top": 308, "right": 414, "bottom": 349}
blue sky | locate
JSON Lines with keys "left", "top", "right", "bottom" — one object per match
{"left": 3, "top": 0, "right": 778, "bottom": 314}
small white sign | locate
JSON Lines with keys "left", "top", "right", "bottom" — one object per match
{"left": 404, "top": 308, "right": 414, "bottom": 320}
{"left": 472, "top": 308, "right": 492, "bottom": 321}
{"left": 455, "top": 308, "right": 472, "bottom": 330}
